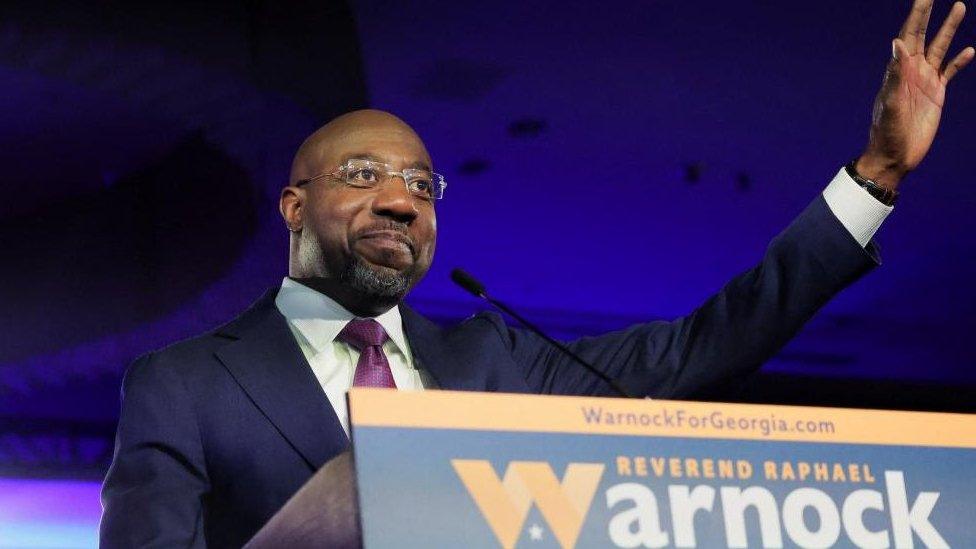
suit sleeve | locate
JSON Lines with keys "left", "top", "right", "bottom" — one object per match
{"left": 100, "top": 353, "right": 210, "bottom": 548}
{"left": 507, "top": 195, "right": 880, "bottom": 398}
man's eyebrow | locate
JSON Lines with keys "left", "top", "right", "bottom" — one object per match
{"left": 341, "top": 152, "right": 383, "bottom": 164}
{"left": 342, "top": 152, "right": 432, "bottom": 172}
{"left": 408, "top": 160, "right": 433, "bottom": 172}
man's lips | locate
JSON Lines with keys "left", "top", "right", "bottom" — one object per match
{"left": 354, "top": 230, "right": 415, "bottom": 259}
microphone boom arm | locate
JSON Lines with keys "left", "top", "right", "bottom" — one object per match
{"left": 451, "top": 268, "right": 637, "bottom": 399}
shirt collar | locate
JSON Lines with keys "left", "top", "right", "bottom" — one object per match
{"left": 274, "top": 277, "right": 411, "bottom": 360}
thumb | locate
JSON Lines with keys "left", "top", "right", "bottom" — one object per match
{"left": 892, "top": 38, "right": 911, "bottom": 62}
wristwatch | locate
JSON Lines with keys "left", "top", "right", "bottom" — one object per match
{"left": 845, "top": 159, "right": 899, "bottom": 206}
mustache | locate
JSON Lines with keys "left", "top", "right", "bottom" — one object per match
{"left": 352, "top": 221, "right": 415, "bottom": 252}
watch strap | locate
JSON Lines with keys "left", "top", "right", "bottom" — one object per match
{"left": 845, "top": 159, "right": 899, "bottom": 206}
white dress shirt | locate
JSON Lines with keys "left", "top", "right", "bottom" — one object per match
{"left": 274, "top": 166, "right": 892, "bottom": 435}
{"left": 275, "top": 277, "right": 430, "bottom": 436}
{"left": 822, "top": 167, "right": 894, "bottom": 246}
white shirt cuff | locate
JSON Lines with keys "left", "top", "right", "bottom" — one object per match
{"left": 822, "top": 167, "right": 893, "bottom": 247}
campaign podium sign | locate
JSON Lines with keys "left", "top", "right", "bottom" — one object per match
{"left": 349, "top": 389, "right": 976, "bottom": 548}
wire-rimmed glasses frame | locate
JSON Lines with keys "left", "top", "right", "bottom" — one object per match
{"left": 294, "top": 158, "right": 447, "bottom": 200}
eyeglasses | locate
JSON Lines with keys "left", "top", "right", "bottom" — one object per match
{"left": 295, "top": 158, "right": 447, "bottom": 200}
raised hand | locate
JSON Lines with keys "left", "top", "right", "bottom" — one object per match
{"left": 858, "top": 0, "right": 975, "bottom": 190}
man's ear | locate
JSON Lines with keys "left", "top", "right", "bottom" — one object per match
{"left": 279, "top": 186, "right": 304, "bottom": 232}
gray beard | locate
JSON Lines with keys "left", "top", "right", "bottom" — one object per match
{"left": 339, "top": 257, "right": 410, "bottom": 301}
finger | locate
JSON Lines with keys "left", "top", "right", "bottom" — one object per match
{"left": 944, "top": 46, "right": 976, "bottom": 81}
{"left": 893, "top": 37, "right": 912, "bottom": 65}
{"left": 927, "top": 2, "right": 967, "bottom": 67}
{"left": 899, "top": 0, "right": 935, "bottom": 53}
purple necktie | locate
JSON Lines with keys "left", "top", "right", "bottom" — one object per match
{"left": 338, "top": 319, "right": 397, "bottom": 389}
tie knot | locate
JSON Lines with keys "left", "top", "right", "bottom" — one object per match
{"left": 338, "top": 319, "right": 389, "bottom": 351}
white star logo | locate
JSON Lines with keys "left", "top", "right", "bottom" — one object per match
{"left": 528, "top": 523, "right": 544, "bottom": 541}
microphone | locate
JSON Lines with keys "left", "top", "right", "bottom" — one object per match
{"left": 451, "top": 268, "right": 636, "bottom": 399}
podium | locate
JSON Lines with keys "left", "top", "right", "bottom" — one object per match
{"left": 248, "top": 389, "right": 976, "bottom": 548}
{"left": 244, "top": 450, "right": 360, "bottom": 548}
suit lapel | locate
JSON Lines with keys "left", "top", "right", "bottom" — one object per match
{"left": 400, "top": 304, "right": 529, "bottom": 393}
{"left": 215, "top": 289, "right": 347, "bottom": 471}
{"left": 399, "top": 304, "right": 463, "bottom": 389}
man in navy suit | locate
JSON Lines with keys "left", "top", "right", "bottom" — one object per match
{"left": 100, "top": 1, "right": 974, "bottom": 546}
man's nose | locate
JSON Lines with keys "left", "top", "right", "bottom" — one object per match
{"left": 371, "top": 177, "right": 419, "bottom": 223}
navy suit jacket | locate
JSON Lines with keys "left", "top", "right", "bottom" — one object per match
{"left": 100, "top": 196, "right": 878, "bottom": 547}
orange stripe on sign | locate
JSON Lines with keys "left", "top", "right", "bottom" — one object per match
{"left": 347, "top": 388, "right": 976, "bottom": 448}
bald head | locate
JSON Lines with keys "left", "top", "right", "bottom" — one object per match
{"left": 289, "top": 109, "right": 431, "bottom": 185}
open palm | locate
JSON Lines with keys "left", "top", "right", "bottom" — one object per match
{"left": 861, "top": 0, "right": 974, "bottom": 188}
